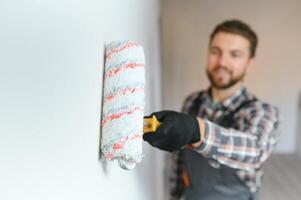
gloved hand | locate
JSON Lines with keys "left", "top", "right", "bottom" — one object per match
{"left": 143, "top": 110, "right": 200, "bottom": 152}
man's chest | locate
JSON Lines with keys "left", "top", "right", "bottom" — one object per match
{"left": 197, "top": 104, "right": 241, "bottom": 129}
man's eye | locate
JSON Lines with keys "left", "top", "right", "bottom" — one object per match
{"left": 231, "top": 52, "right": 242, "bottom": 58}
{"left": 210, "top": 49, "right": 219, "bottom": 55}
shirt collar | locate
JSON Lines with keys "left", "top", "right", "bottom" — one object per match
{"left": 206, "top": 85, "right": 248, "bottom": 111}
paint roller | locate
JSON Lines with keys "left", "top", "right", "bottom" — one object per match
{"left": 100, "top": 40, "right": 161, "bottom": 170}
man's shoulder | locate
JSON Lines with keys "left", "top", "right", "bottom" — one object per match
{"left": 238, "top": 94, "right": 280, "bottom": 117}
{"left": 185, "top": 89, "right": 208, "bottom": 101}
{"left": 181, "top": 90, "right": 207, "bottom": 112}
{"left": 236, "top": 96, "right": 281, "bottom": 131}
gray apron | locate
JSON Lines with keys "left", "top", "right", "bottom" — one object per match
{"left": 182, "top": 150, "right": 259, "bottom": 200}
{"left": 182, "top": 97, "right": 259, "bottom": 200}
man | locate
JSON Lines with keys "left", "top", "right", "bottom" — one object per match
{"left": 143, "top": 19, "right": 280, "bottom": 200}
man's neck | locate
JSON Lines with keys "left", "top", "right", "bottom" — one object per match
{"left": 211, "top": 82, "right": 243, "bottom": 103}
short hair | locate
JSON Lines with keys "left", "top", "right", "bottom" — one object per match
{"left": 210, "top": 19, "right": 258, "bottom": 58}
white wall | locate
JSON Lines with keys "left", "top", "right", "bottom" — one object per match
{"left": 161, "top": 0, "right": 301, "bottom": 153}
{"left": 0, "top": 0, "right": 163, "bottom": 199}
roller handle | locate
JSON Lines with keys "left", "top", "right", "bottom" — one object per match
{"left": 143, "top": 115, "right": 161, "bottom": 133}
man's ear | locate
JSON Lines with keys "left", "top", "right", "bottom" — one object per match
{"left": 246, "top": 57, "right": 255, "bottom": 73}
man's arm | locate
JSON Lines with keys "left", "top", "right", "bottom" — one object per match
{"left": 191, "top": 103, "right": 280, "bottom": 171}
{"left": 143, "top": 103, "right": 280, "bottom": 171}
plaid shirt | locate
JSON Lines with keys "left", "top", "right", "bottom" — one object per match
{"left": 169, "top": 86, "right": 281, "bottom": 199}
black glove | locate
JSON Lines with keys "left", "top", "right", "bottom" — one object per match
{"left": 143, "top": 110, "right": 200, "bottom": 152}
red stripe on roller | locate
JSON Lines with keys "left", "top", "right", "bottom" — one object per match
{"left": 101, "top": 107, "right": 143, "bottom": 127}
{"left": 104, "top": 87, "right": 144, "bottom": 104}
{"left": 106, "top": 42, "right": 139, "bottom": 60}
{"left": 112, "top": 134, "right": 142, "bottom": 151}
{"left": 105, "top": 63, "right": 144, "bottom": 78}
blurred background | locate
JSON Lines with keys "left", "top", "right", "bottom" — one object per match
{"left": 0, "top": 0, "right": 300, "bottom": 199}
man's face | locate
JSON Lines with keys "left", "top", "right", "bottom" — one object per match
{"left": 206, "top": 31, "right": 254, "bottom": 89}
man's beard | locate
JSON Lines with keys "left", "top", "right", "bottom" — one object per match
{"left": 206, "top": 67, "right": 246, "bottom": 89}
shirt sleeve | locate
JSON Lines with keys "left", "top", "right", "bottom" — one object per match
{"left": 194, "top": 102, "right": 281, "bottom": 171}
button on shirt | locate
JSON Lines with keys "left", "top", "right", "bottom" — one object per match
{"left": 169, "top": 86, "right": 281, "bottom": 198}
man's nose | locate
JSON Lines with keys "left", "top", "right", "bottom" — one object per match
{"left": 217, "top": 54, "right": 228, "bottom": 67}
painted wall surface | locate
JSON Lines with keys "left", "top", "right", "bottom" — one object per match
{"left": 161, "top": 0, "right": 301, "bottom": 153}
{"left": 0, "top": 0, "right": 163, "bottom": 199}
